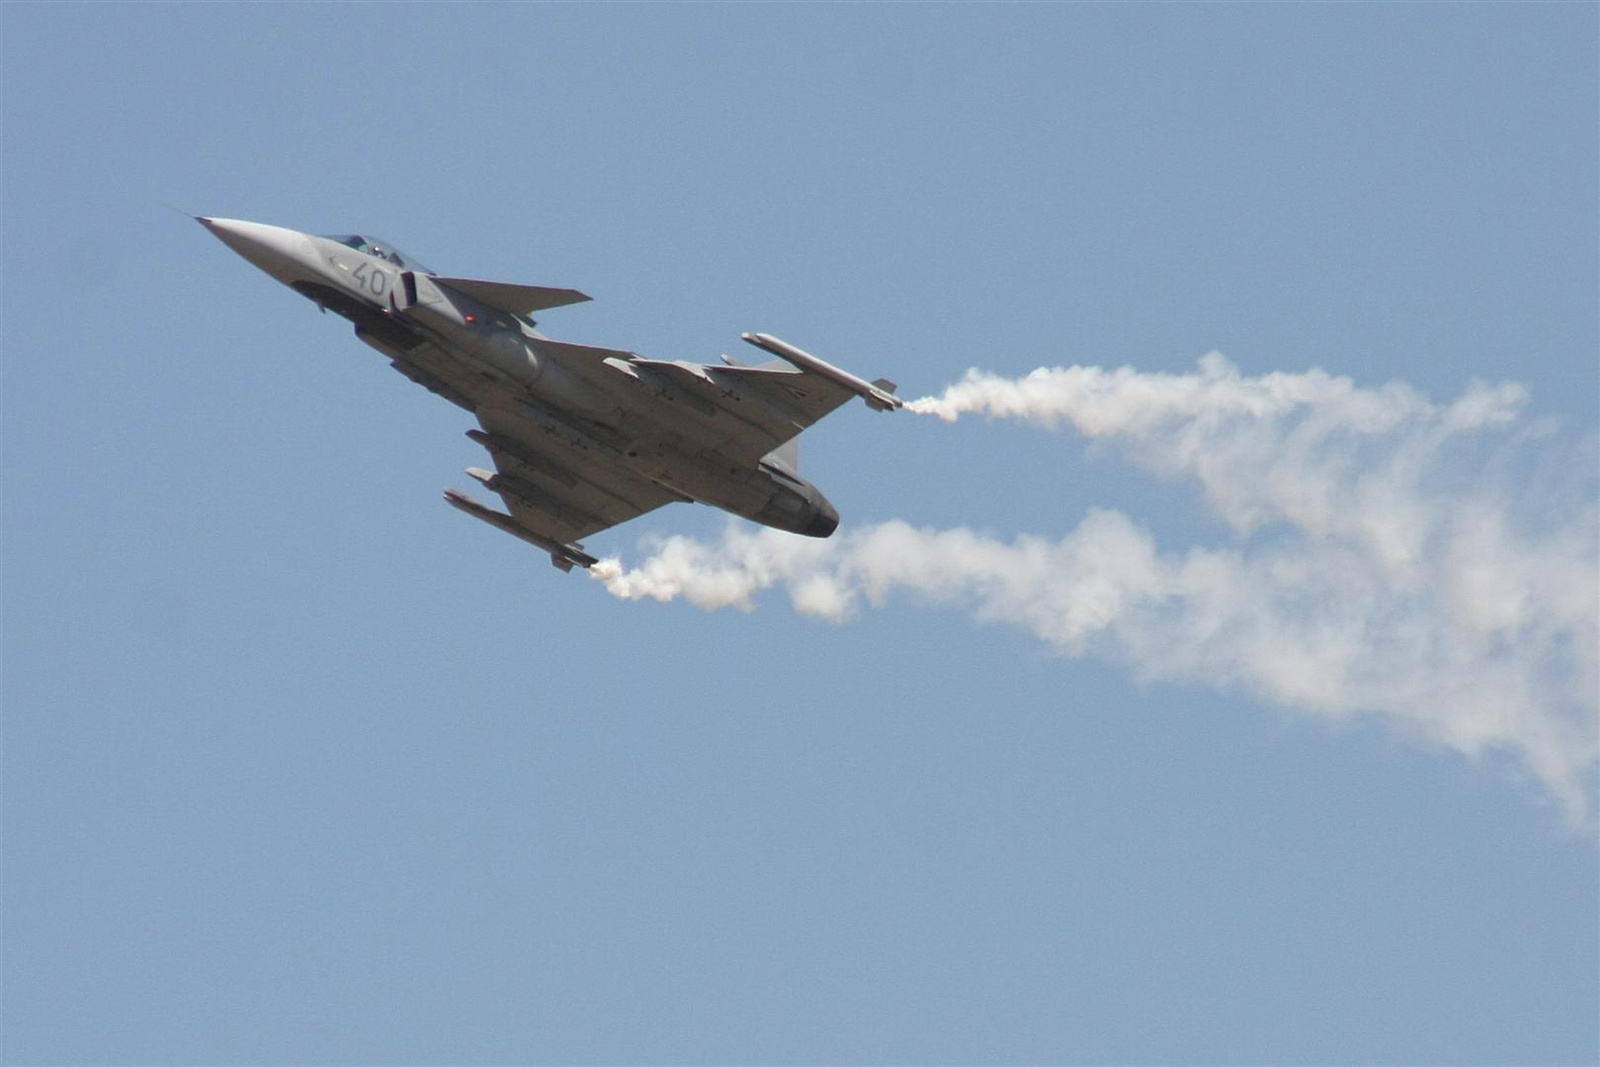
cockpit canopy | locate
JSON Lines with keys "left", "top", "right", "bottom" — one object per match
{"left": 323, "top": 234, "right": 434, "bottom": 274}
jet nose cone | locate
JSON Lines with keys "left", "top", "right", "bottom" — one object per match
{"left": 197, "top": 216, "right": 315, "bottom": 285}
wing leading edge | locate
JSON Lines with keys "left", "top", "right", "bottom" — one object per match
{"left": 531, "top": 333, "right": 900, "bottom": 464}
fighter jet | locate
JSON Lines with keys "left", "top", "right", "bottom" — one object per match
{"left": 198, "top": 217, "right": 901, "bottom": 571}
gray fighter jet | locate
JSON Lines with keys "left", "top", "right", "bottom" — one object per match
{"left": 198, "top": 217, "right": 901, "bottom": 571}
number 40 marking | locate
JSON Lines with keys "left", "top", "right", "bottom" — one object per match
{"left": 351, "top": 261, "right": 388, "bottom": 296}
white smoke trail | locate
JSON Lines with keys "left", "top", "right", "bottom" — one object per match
{"left": 594, "top": 354, "right": 1599, "bottom": 825}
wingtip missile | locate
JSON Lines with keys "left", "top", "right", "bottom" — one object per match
{"left": 740, "top": 332, "right": 903, "bottom": 411}
{"left": 442, "top": 488, "right": 598, "bottom": 572}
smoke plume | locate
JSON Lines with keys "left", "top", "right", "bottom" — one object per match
{"left": 593, "top": 354, "right": 1599, "bottom": 824}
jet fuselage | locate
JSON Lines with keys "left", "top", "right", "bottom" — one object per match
{"left": 199, "top": 217, "right": 842, "bottom": 541}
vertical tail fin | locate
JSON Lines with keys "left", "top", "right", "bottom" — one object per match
{"left": 763, "top": 437, "right": 801, "bottom": 477}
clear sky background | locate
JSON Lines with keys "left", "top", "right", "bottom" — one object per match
{"left": 3, "top": 4, "right": 1596, "bottom": 1065}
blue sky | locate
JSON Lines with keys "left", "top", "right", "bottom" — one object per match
{"left": 3, "top": 4, "right": 1596, "bottom": 1065}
